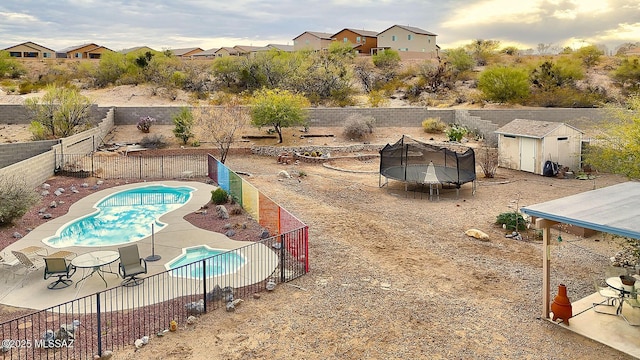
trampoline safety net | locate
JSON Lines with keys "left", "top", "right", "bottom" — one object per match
{"left": 379, "top": 135, "right": 476, "bottom": 188}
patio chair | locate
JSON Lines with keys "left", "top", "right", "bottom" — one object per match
{"left": 622, "top": 295, "right": 640, "bottom": 326}
{"left": 592, "top": 278, "right": 621, "bottom": 315}
{"left": 44, "top": 257, "right": 76, "bottom": 289}
{"left": 118, "top": 244, "right": 147, "bottom": 287}
{"left": 0, "top": 253, "right": 20, "bottom": 282}
{"left": 11, "top": 250, "right": 45, "bottom": 287}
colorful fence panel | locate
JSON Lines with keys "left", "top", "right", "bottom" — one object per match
{"left": 207, "top": 154, "right": 309, "bottom": 272}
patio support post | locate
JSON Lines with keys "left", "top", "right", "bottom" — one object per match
{"left": 535, "top": 218, "right": 557, "bottom": 320}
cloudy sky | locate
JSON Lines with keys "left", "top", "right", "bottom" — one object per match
{"left": 1, "top": 0, "right": 639, "bottom": 53}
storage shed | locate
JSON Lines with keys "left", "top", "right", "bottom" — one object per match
{"left": 495, "top": 119, "right": 583, "bottom": 175}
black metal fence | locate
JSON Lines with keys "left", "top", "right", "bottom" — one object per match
{"left": 55, "top": 153, "right": 209, "bottom": 179}
{"left": 0, "top": 229, "right": 307, "bottom": 359}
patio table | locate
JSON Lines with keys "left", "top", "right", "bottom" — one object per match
{"left": 71, "top": 250, "right": 120, "bottom": 288}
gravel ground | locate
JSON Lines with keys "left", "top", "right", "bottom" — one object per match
{"left": 1, "top": 125, "right": 635, "bottom": 359}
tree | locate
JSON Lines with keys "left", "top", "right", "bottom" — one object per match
{"left": 574, "top": 45, "right": 604, "bottom": 68}
{"left": 583, "top": 95, "right": 640, "bottom": 178}
{"left": 0, "top": 51, "right": 26, "bottom": 78}
{"left": 444, "top": 47, "right": 474, "bottom": 74}
{"left": 477, "top": 65, "right": 530, "bottom": 103}
{"left": 172, "top": 107, "right": 194, "bottom": 145}
{"left": 372, "top": 49, "right": 401, "bottom": 72}
{"left": 193, "top": 98, "right": 249, "bottom": 163}
{"left": 611, "top": 57, "right": 640, "bottom": 92}
{"left": 250, "top": 88, "right": 309, "bottom": 143}
{"left": 465, "top": 39, "right": 500, "bottom": 66}
{"left": 25, "top": 85, "right": 93, "bottom": 139}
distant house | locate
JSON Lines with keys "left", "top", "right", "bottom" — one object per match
{"left": 495, "top": 119, "right": 583, "bottom": 175}
{"left": 2, "top": 41, "right": 56, "bottom": 59}
{"left": 293, "top": 31, "right": 334, "bottom": 52}
{"left": 120, "top": 46, "right": 156, "bottom": 55}
{"left": 192, "top": 48, "right": 220, "bottom": 59}
{"left": 253, "top": 44, "right": 294, "bottom": 55}
{"left": 215, "top": 47, "right": 240, "bottom": 57}
{"left": 233, "top": 45, "right": 262, "bottom": 56}
{"left": 375, "top": 25, "right": 438, "bottom": 59}
{"left": 57, "top": 43, "right": 114, "bottom": 59}
{"left": 169, "top": 47, "right": 204, "bottom": 58}
{"left": 330, "top": 28, "right": 378, "bottom": 55}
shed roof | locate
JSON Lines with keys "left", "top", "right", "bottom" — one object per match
{"left": 521, "top": 181, "right": 640, "bottom": 240}
{"left": 495, "top": 119, "right": 583, "bottom": 138}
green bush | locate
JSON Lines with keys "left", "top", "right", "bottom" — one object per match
{"left": 445, "top": 124, "right": 468, "bottom": 142}
{"left": 422, "top": 118, "right": 447, "bottom": 133}
{"left": 496, "top": 212, "right": 526, "bottom": 231}
{"left": 211, "top": 188, "right": 229, "bottom": 205}
{"left": 172, "top": 107, "right": 194, "bottom": 145}
{"left": 0, "top": 176, "right": 38, "bottom": 225}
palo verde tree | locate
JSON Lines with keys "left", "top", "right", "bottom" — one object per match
{"left": 193, "top": 98, "right": 249, "bottom": 163}
{"left": 583, "top": 95, "right": 640, "bottom": 179}
{"left": 250, "top": 88, "right": 310, "bottom": 143}
{"left": 25, "top": 85, "right": 94, "bottom": 139}
{"left": 477, "top": 65, "right": 530, "bottom": 103}
{"left": 172, "top": 106, "right": 194, "bottom": 145}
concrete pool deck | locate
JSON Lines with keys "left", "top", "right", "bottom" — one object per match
{"left": 0, "top": 181, "right": 278, "bottom": 311}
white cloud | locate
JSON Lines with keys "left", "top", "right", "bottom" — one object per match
{"left": 442, "top": 1, "right": 543, "bottom": 28}
{"left": 0, "top": 11, "right": 38, "bottom": 23}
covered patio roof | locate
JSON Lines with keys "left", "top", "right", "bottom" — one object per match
{"left": 522, "top": 181, "right": 640, "bottom": 240}
{"left": 521, "top": 181, "right": 640, "bottom": 357}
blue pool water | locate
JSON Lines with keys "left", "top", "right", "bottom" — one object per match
{"left": 167, "top": 246, "right": 246, "bottom": 278}
{"left": 43, "top": 184, "right": 194, "bottom": 248}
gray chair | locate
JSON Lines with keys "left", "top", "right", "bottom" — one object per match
{"left": 44, "top": 257, "right": 76, "bottom": 289}
{"left": 592, "top": 278, "right": 622, "bottom": 315}
{"left": 118, "top": 245, "right": 147, "bottom": 287}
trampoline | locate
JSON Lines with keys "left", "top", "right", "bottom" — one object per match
{"left": 379, "top": 135, "right": 476, "bottom": 198}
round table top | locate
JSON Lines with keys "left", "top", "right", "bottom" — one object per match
{"left": 606, "top": 276, "right": 637, "bottom": 293}
{"left": 72, "top": 250, "right": 119, "bottom": 268}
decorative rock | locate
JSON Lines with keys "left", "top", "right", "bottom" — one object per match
{"left": 81, "top": 183, "right": 89, "bottom": 188}
{"left": 272, "top": 243, "right": 282, "bottom": 250}
{"left": 41, "top": 190, "right": 49, "bottom": 196}
{"left": 54, "top": 189, "right": 63, "bottom": 196}
{"left": 260, "top": 230, "right": 270, "bottom": 239}
{"left": 225, "top": 230, "right": 236, "bottom": 237}
{"left": 134, "top": 338, "right": 144, "bottom": 349}
{"left": 50, "top": 201, "right": 58, "bottom": 208}
{"left": 223, "top": 223, "right": 232, "bottom": 229}
{"left": 92, "top": 185, "right": 99, "bottom": 190}
{"left": 216, "top": 205, "right": 229, "bottom": 219}
{"left": 226, "top": 302, "right": 236, "bottom": 312}
{"left": 186, "top": 316, "right": 197, "bottom": 325}
{"left": 253, "top": 293, "right": 261, "bottom": 299}
{"left": 266, "top": 279, "right": 276, "bottom": 291}
{"left": 465, "top": 228, "right": 489, "bottom": 241}
{"left": 278, "top": 170, "right": 291, "bottom": 179}
{"left": 39, "top": 208, "right": 47, "bottom": 214}
{"left": 42, "top": 183, "right": 51, "bottom": 190}
{"left": 12, "top": 232, "right": 22, "bottom": 239}
{"left": 185, "top": 299, "right": 205, "bottom": 315}
{"left": 56, "top": 188, "right": 64, "bottom": 193}
{"left": 141, "top": 336, "right": 149, "bottom": 345}
{"left": 100, "top": 350, "right": 113, "bottom": 359}
{"left": 42, "top": 213, "right": 52, "bottom": 219}
{"left": 96, "top": 180, "right": 104, "bottom": 185}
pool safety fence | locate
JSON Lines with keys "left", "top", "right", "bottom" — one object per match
{"left": 54, "top": 153, "right": 209, "bottom": 179}
{"left": 207, "top": 154, "right": 309, "bottom": 272}
{"left": 0, "top": 230, "right": 307, "bottom": 359}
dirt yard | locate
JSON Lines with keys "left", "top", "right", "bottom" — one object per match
{"left": 0, "top": 90, "right": 635, "bottom": 358}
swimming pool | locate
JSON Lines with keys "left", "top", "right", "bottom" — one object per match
{"left": 43, "top": 184, "right": 194, "bottom": 248}
{"left": 166, "top": 245, "right": 246, "bottom": 279}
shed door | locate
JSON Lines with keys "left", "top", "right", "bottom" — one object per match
{"left": 520, "top": 137, "right": 536, "bottom": 173}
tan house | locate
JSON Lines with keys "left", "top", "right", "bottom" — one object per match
{"left": 215, "top": 47, "right": 240, "bottom": 57}
{"left": 293, "top": 31, "right": 334, "bottom": 52}
{"left": 2, "top": 41, "right": 56, "bottom": 59}
{"left": 233, "top": 45, "right": 262, "bottom": 56}
{"left": 375, "top": 25, "right": 438, "bottom": 59}
{"left": 57, "top": 43, "right": 113, "bottom": 59}
{"left": 330, "top": 28, "right": 378, "bottom": 55}
{"left": 495, "top": 119, "right": 583, "bottom": 175}
{"left": 170, "top": 47, "right": 204, "bottom": 58}
{"left": 192, "top": 48, "right": 220, "bottom": 59}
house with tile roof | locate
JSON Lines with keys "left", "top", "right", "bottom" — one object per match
{"left": 2, "top": 41, "right": 56, "bottom": 59}
{"left": 57, "top": 43, "right": 114, "bottom": 59}
{"left": 330, "top": 28, "right": 378, "bottom": 55}
{"left": 215, "top": 47, "right": 240, "bottom": 57}
{"left": 375, "top": 25, "right": 438, "bottom": 59}
{"left": 293, "top": 31, "right": 335, "bottom": 52}
{"left": 169, "top": 47, "right": 204, "bottom": 58}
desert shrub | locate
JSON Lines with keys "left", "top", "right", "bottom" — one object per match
{"left": 343, "top": 114, "right": 376, "bottom": 140}
{"left": 496, "top": 212, "right": 527, "bottom": 231}
{"left": 211, "top": 188, "right": 228, "bottom": 205}
{"left": 18, "top": 81, "right": 37, "bottom": 94}
{"left": 0, "top": 175, "right": 38, "bottom": 225}
{"left": 139, "top": 134, "right": 168, "bottom": 149}
{"left": 172, "top": 107, "right": 194, "bottom": 145}
{"left": 478, "top": 146, "right": 498, "bottom": 178}
{"left": 28, "top": 121, "right": 49, "bottom": 140}
{"left": 445, "top": 124, "right": 468, "bottom": 142}
{"left": 137, "top": 116, "right": 156, "bottom": 133}
{"left": 422, "top": 117, "right": 447, "bottom": 133}
{"left": 368, "top": 90, "right": 389, "bottom": 107}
